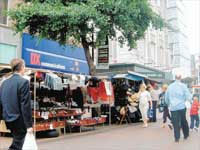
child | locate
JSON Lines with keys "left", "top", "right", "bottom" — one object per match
{"left": 190, "top": 96, "right": 200, "bottom": 131}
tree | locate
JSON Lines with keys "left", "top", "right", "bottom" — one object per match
{"left": 7, "top": 0, "right": 165, "bottom": 75}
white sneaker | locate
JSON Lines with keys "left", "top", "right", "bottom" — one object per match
{"left": 190, "top": 129, "right": 194, "bottom": 132}
{"left": 194, "top": 127, "right": 199, "bottom": 132}
{"left": 142, "top": 124, "right": 148, "bottom": 128}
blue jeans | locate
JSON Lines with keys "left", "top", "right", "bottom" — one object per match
{"left": 151, "top": 101, "right": 157, "bottom": 122}
{"left": 190, "top": 115, "right": 199, "bottom": 129}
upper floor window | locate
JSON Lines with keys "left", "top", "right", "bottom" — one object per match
{"left": 156, "top": 0, "right": 160, "bottom": 6}
{"left": 0, "top": 0, "right": 8, "bottom": 25}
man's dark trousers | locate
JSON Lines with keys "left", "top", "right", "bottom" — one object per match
{"left": 171, "top": 108, "right": 189, "bottom": 141}
{"left": 6, "top": 117, "right": 27, "bottom": 150}
{"left": 152, "top": 101, "right": 157, "bottom": 122}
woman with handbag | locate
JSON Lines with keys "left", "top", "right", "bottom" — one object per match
{"left": 138, "top": 84, "right": 152, "bottom": 128}
{"left": 159, "top": 84, "right": 172, "bottom": 129}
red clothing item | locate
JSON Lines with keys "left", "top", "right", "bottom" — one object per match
{"left": 190, "top": 101, "right": 200, "bottom": 115}
{"left": 87, "top": 87, "right": 99, "bottom": 103}
{"left": 98, "top": 82, "right": 114, "bottom": 104}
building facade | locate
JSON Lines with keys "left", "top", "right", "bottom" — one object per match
{"left": 0, "top": 0, "right": 22, "bottom": 67}
{"left": 166, "top": 0, "right": 191, "bottom": 77}
{"left": 108, "top": 0, "right": 171, "bottom": 72}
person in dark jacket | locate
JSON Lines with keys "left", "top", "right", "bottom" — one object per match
{"left": 0, "top": 58, "right": 32, "bottom": 150}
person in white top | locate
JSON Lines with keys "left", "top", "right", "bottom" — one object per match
{"left": 138, "top": 84, "right": 152, "bottom": 127}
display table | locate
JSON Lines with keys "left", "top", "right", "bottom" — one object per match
{"left": 32, "top": 109, "right": 83, "bottom": 134}
{"left": 33, "top": 110, "right": 84, "bottom": 119}
{"left": 33, "top": 121, "right": 65, "bottom": 135}
{"left": 67, "top": 117, "right": 106, "bottom": 133}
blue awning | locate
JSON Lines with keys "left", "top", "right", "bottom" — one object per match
{"left": 113, "top": 72, "right": 145, "bottom": 81}
{"left": 22, "top": 33, "right": 89, "bottom": 75}
{"left": 125, "top": 74, "right": 144, "bottom": 81}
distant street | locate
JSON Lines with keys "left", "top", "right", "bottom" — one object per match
{"left": 1, "top": 119, "right": 200, "bottom": 150}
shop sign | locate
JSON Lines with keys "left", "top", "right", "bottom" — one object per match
{"left": 144, "top": 72, "right": 164, "bottom": 78}
{"left": 104, "top": 81, "right": 112, "bottom": 96}
{"left": 22, "top": 33, "right": 89, "bottom": 74}
{"left": 96, "top": 46, "right": 109, "bottom": 69}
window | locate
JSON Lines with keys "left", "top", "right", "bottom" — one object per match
{"left": 174, "top": 56, "right": 180, "bottom": 66}
{"left": 0, "top": 0, "right": 8, "bottom": 25}
{"left": 167, "top": 0, "right": 176, "bottom": 8}
{"left": 156, "top": 0, "right": 160, "bottom": 6}
{"left": 0, "top": 43, "right": 17, "bottom": 64}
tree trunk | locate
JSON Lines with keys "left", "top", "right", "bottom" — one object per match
{"left": 81, "top": 38, "right": 96, "bottom": 76}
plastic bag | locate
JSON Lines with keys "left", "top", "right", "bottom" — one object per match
{"left": 185, "top": 101, "right": 191, "bottom": 109}
{"left": 148, "top": 109, "right": 153, "bottom": 119}
{"left": 22, "top": 133, "right": 38, "bottom": 150}
{"left": 158, "top": 105, "right": 164, "bottom": 113}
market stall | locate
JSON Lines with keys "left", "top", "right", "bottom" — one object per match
{"left": 22, "top": 33, "right": 108, "bottom": 135}
{"left": 86, "top": 76, "right": 114, "bottom": 125}
{"left": 111, "top": 71, "right": 147, "bottom": 123}
{"left": 0, "top": 33, "right": 107, "bottom": 137}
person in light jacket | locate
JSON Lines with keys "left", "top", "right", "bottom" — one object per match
{"left": 165, "top": 74, "right": 192, "bottom": 143}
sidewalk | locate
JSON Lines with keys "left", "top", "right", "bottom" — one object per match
{"left": 0, "top": 123, "right": 136, "bottom": 149}
{"left": 39, "top": 120, "right": 200, "bottom": 150}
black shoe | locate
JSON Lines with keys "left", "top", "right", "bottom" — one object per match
{"left": 175, "top": 139, "right": 179, "bottom": 143}
{"left": 184, "top": 135, "right": 189, "bottom": 140}
{"left": 168, "top": 124, "right": 173, "bottom": 130}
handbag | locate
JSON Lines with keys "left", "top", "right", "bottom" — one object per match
{"left": 22, "top": 132, "right": 38, "bottom": 150}
{"left": 158, "top": 106, "right": 164, "bottom": 113}
{"left": 148, "top": 108, "right": 153, "bottom": 119}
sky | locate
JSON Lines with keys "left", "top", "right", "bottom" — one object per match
{"left": 184, "top": 0, "right": 200, "bottom": 55}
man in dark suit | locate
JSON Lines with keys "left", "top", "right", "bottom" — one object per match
{"left": 0, "top": 58, "right": 32, "bottom": 150}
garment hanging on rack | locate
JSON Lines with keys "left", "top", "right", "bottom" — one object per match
{"left": 44, "top": 73, "right": 63, "bottom": 90}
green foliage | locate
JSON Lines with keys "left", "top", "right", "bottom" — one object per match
{"left": 7, "top": 0, "right": 165, "bottom": 49}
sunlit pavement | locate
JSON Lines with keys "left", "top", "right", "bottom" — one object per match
{"left": 1, "top": 119, "right": 200, "bottom": 150}
{"left": 38, "top": 122, "right": 200, "bottom": 150}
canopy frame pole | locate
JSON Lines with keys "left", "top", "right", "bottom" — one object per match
{"left": 109, "top": 96, "right": 111, "bottom": 126}
{"left": 34, "top": 72, "right": 37, "bottom": 137}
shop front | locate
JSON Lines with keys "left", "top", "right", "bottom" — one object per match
{"left": 97, "top": 63, "right": 173, "bottom": 84}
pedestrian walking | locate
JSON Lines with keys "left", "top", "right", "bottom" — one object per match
{"left": 190, "top": 96, "right": 200, "bottom": 132}
{"left": 165, "top": 73, "right": 192, "bottom": 143}
{"left": 138, "top": 84, "right": 152, "bottom": 128}
{"left": 159, "top": 84, "right": 172, "bottom": 129}
{"left": 0, "top": 58, "right": 32, "bottom": 150}
{"left": 150, "top": 83, "right": 160, "bottom": 122}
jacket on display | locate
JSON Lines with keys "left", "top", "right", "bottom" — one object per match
{"left": 45, "top": 73, "right": 63, "bottom": 91}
